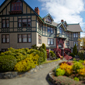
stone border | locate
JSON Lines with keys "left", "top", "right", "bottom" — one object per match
{"left": 0, "top": 59, "right": 67, "bottom": 79}
{"left": 0, "top": 72, "right": 18, "bottom": 79}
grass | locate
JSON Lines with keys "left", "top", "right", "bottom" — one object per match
{"left": 42, "top": 58, "right": 60, "bottom": 64}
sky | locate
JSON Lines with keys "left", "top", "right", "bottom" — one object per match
{"left": 0, "top": 0, "right": 85, "bottom": 37}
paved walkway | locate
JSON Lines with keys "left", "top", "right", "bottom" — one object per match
{"left": 0, "top": 60, "right": 66, "bottom": 85}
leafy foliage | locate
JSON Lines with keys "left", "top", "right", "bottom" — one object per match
{"left": 60, "top": 62, "right": 72, "bottom": 76}
{"left": 78, "top": 68, "right": 85, "bottom": 76}
{"left": 56, "top": 68, "right": 65, "bottom": 76}
{"left": 78, "top": 52, "right": 85, "bottom": 60}
{"left": 72, "top": 62, "right": 84, "bottom": 73}
{"left": 74, "top": 77, "right": 79, "bottom": 81}
{"left": 73, "top": 44, "right": 78, "bottom": 55}
{"left": 70, "top": 53, "right": 75, "bottom": 57}
{"left": 14, "top": 54, "right": 39, "bottom": 72}
{"left": 41, "top": 43, "right": 46, "bottom": 50}
{"left": 0, "top": 55, "right": 17, "bottom": 72}
{"left": 50, "top": 51, "right": 57, "bottom": 59}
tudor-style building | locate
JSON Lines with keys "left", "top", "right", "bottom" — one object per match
{"left": 0, "top": 0, "right": 82, "bottom": 57}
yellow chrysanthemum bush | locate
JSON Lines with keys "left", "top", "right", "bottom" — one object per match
{"left": 60, "top": 62, "right": 73, "bottom": 76}
{"left": 78, "top": 68, "right": 85, "bottom": 76}
{"left": 14, "top": 53, "right": 39, "bottom": 72}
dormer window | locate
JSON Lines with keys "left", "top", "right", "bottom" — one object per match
{"left": 11, "top": 0, "right": 22, "bottom": 11}
{"left": 46, "top": 16, "right": 52, "bottom": 23}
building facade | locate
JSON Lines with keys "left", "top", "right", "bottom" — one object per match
{"left": 0, "top": 0, "right": 82, "bottom": 55}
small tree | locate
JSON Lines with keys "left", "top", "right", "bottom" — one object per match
{"left": 73, "top": 44, "right": 77, "bottom": 55}
{"left": 42, "top": 43, "right": 46, "bottom": 50}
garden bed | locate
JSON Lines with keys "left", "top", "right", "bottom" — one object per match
{"left": 48, "top": 60, "right": 85, "bottom": 85}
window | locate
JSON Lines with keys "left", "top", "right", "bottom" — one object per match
{"left": 38, "top": 35, "right": 41, "bottom": 44}
{"left": 2, "top": 34, "right": 9, "bottom": 43}
{"left": 18, "top": 18, "right": 31, "bottom": 27}
{"left": 48, "top": 38, "right": 54, "bottom": 45}
{"left": 47, "top": 27, "right": 54, "bottom": 33}
{"left": 22, "top": 19, "right": 27, "bottom": 27}
{"left": 1, "top": 49, "right": 7, "bottom": 52}
{"left": 47, "top": 27, "right": 50, "bottom": 33}
{"left": 46, "top": 17, "right": 52, "bottom": 23}
{"left": 18, "top": 34, "right": 31, "bottom": 43}
{"left": 28, "top": 34, "right": 31, "bottom": 42}
{"left": 38, "top": 23, "right": 42, "bottom": 31}
{"left": 59, "top": 27, "right": 63, "bottom": 34}
{"left": 74, "top": 33, "right": 78, "bottom": 38}
{"left": 2, "top": 19, "right": 9, "bottom": 28}
{"left": 51, "top": 28, "right": 54, "bottom": 33}
{"left": 11, "top": 0, "right": 22, "bottom": 11}
{"left": 74, "top": 42, "right": 78, "bottom": 46}
{"left": 76, "top": 33, "right": 78, "bottom": 37}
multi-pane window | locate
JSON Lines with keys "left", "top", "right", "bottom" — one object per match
{"left": 47, "top": 27, "right": 54, "bottom": 33}
{"left": 74, "top": 33, "right": 78, "bottom": 38}
{"left": 2, "top": 19, "right": 9, "bottom": 28}
{"left": 18, "top": 18, "right": 31, "bottom": 27}
{"left": 74, "top": 42, "right": 78, "bottom": 46}
{"left": 46, "top": 17, "right": 52, "bottom": 23}
{"left": 48, "top": 38, "right": 54, "bottom": 45}
{"left": 2, "top": 34, "right": 9, "bottom": 43}
{"left": 59, "top": 27, "right": 63, "bottom": 34}
{"left": 18, "top": 34, "right": 31, "bottom": 43}
{"left": 11, "top": 0, "right": 22, "bottom": 11}
{"left": 38, "top": 35, "right": 41, "bottom": 44}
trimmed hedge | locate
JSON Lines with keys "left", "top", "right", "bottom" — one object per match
{"left": 0, "top": 55, "right": 17, "bottom": 72}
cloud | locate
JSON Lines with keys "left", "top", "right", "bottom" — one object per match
{"left": 38, "top": 0, "right": 85, "bottom": 28}
{"left": 38, "top": 0, "right": 85, "bottom": 37}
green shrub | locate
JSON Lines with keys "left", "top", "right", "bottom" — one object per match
{"left": 28, "top": 48, "right": 46, "bottom": 65}
{"left": 73, "top": 44, "right": 78, "bottom": 55}
{"left": 72, "top": 62, "right": 84, "bottom": 73}
{"left": 70, "top": 53, "right": 75, "bottom": 57}
{"left": 0, "top": 55, "right": 17, "bottom": 72}
{"left": 78, "top": 52, "right": 84, "bottom": 60}
{"left": 56, "top": 68, "right": 65, "bottom": 76}
{"left": 31, "top": 44, "right": 38, "bottom": 49}
{"left": 41, "top": 43, "right": 46, "bottom": 50}
{"left": 50, "top": 51, "right": 56, "bottom": 59}
{"left": 14, "top": 54, "right": 39, "bottom": 72}
{"left": 79, "top": 60, "right": 84, "bottom": 63}
{"left": 0, "top": 48, "right": 29, "bottom": 62}
{"left": 74, "top": 77, "right": 79, "bottom": 81}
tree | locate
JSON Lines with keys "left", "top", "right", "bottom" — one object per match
{"left": 73, "top": 44, "right": 77, "bottom": 55}
{"left": 78, "top": 37, "right": 85, "bottom": 50}
{"left": 42, "top": 43, "right": 46, "bottom": 50}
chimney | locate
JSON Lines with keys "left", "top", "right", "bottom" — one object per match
{"left": 61, "top": 20, "right": 64, "bottom": 22}
{"left": 34, "top": 7, "right": 40, "bottom": 15}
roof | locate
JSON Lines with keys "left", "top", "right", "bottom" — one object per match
{"left": 67, "top": 24, "right": 82, "bottom": 32}
{"left": 43, "top": 13, "right": 54, "bottom": 21}
{"left": 44, "top": 21, "right": 57, "bottom": 27}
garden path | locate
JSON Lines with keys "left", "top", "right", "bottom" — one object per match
{"left": 0, "top": 59, "right": 66, "bottom": 85}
